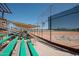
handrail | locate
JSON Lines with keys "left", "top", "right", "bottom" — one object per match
{"left": 26, "top": 35, "right": 39, "bottom": 56}
{"left": 0, "top": 36, "right": 18, "bottom": 56}
{"left": 19, "top": 37, "right": 27, "bottom": 56}
{"left": 0, "top": 35, "right": 13, "bottom": 45}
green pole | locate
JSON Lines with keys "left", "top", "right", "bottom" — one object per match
{"left": 19, "top": 37, "right": 27, "bottom": 56}
{"left": 0, "top": 36, "right": 18, "bottom": 56}
{"left": 0, "top": 36, "right": 13, "bottom": 45}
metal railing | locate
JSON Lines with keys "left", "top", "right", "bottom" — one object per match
{"left": 26, "top": 35, "right": 39, "bottom": 56}
{"left": 0, "top": 36, "right": 18, "bottom": 56}
{"left": 19, "top": 37, "right": 27, "bottom": 56}
{"left": 0, "top": 35, "right": 14, "bottom": 45}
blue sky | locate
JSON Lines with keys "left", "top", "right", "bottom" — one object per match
{"left": 5, "top": 3, "right": 50, "bottom": 24}
{"left": 1, "top": 3, "right": 79, "bottom": 29}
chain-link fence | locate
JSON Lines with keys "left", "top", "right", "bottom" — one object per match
{"left": 32, "top": 4, "right": 79, "bottom": 49}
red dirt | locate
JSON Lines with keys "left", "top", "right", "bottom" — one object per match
{"left": 31, "top": 31, "right": 79, "bottom": 49}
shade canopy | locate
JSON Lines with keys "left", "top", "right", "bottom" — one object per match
{"left": 0, "top": 3, "right": 12, "bottom": 13}
{"left": 12, "top": 21, "right": 37, "bottom": 29}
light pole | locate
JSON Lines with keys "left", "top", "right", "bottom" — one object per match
{"left": 49, "top": 5, "right": 52, "bottom": 41}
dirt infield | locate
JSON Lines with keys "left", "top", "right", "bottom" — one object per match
{"left": 31, "top": 30, "right": 79, "bottom": 49}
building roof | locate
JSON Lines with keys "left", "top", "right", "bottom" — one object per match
{"left": 0, "top": 18, "right": 7, "bottom": 21}
{"left": 50, "top": 5, "right": 79, "bottom": 19}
